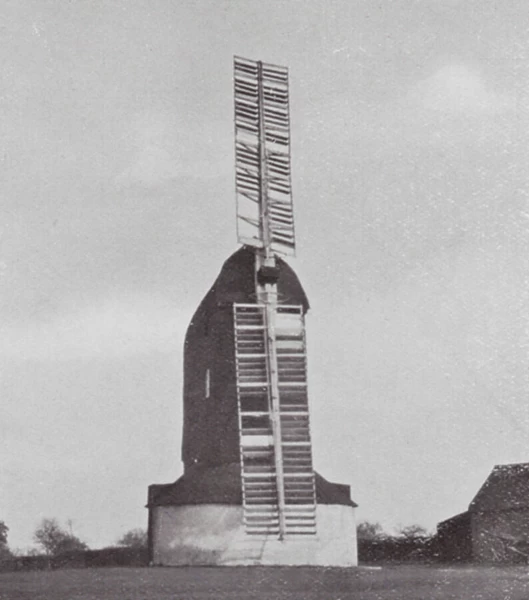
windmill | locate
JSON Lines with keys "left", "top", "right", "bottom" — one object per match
{"left": 233, "top": 56, "right": 316, "bottom": 538}
{"left": 147, "top": 57, "right": 357, "bottom": 566}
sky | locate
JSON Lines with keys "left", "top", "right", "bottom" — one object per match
{"left": 1, "top": 0, "right": 528, "bottom": 551}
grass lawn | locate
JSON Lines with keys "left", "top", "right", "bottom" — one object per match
{"left": 1, "top": 564, "right": 529, "bottom": 600}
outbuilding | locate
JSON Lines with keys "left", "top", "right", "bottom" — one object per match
{"left": 437, "top": 463, "right": 529, "bottom": 564}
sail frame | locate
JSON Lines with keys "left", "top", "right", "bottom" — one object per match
{"left": 234, "top": 56, "right": 296, "bottom": 257}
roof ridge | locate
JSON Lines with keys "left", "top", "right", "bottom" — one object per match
{"left": 493, "top": 462, "right": 529, "bottom": 470}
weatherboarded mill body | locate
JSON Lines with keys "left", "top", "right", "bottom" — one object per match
{"left": 147, "top": 57, "right": 358, "bottom": 566}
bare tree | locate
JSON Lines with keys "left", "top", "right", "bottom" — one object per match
{"left": 397, "top": 524, "right": 430, "bottom": 539}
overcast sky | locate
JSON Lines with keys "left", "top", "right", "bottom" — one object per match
{"left": 1, "top": 0, "right": 528, "bottom": 551}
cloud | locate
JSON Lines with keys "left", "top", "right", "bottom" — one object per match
{"left": 0, "top": 293, "right": 191, "bottom": 361}
{"left": 408, "top": 64, "right": 514, "bottom": 115}
{"left": 298, "top": 63, "right": 520, "bottom": 170}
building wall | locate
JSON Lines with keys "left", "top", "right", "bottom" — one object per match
{"left": 151, "top": 503, "right": 357, "bottom": 567}
{"left": 436, "top": 512, "right": 472, "bottom": 562}
{"left": 471, "top": 509, "right": 529, "bottom": 563}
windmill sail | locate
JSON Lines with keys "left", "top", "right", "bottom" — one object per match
{"left": 234, "top": 303, "right": 316, "bottom": 536}
{"left": 234, "top": 56, "right": 295, "bottom": 257}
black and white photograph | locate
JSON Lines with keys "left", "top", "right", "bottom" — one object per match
{"left": 1, "top": 1, "right": 528, "bottom": 598}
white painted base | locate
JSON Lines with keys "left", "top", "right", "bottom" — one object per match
{"left": 150, "top": 504, "right": 357, "bottom": 566}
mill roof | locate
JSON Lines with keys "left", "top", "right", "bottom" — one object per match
{"left": 188, "top": 246, "right": 309, "bottom": 328}
{"left": 469, "top": 463, "right": 529, "bottom": 513}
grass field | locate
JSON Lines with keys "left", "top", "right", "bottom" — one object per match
{"left": 1, "top": 565, "right": 529, "bottom": 600}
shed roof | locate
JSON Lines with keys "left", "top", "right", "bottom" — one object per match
{"left": 437, "top": 511, "right": 470, "bottom": 530}
{"left": 469, "top": 463, "right": 529, "bottom": 513}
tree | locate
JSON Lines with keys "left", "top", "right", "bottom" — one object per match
{"left": 0, "top": 521, "right": 8, "bottom": 546}
{"left": 397, "top": 524, "right": 430, "bottom": 539}
{"left": 357, "top": 521, "right": 386, "bottom": 540}
{"left": 0, "top": 521, "right": 11, "bottom": 560}
{"left": 33, "top": 518, "right": 88, "bottom": 556}
{"left": 117, "top": 528, "right": 148, "bottom": 549}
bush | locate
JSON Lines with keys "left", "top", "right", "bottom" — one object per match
{"left": 116, "top": 528, "right": 148, "bottom": 549}
{"left": 0, "top": 547, "right": 149, "bottom": 573}
{"left": 357, "top": 523, "right": 436, "bottom": 564}
{"left": 84, "top": 547, "right": 148, "bottom": 568}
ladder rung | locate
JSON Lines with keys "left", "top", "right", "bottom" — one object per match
{"left": 238, "top": 382, "right": 270, "bottom": 388}
{"left": 283, "top": 505, "right": 316, "bottom": 513}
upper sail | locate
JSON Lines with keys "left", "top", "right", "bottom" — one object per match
{"left": 234, "top": 56, "right": 296, "bottom": 257}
